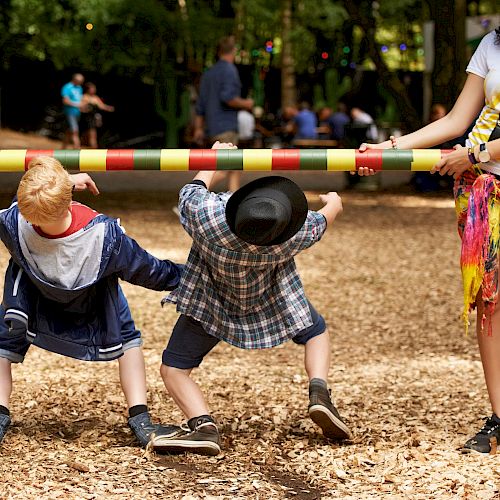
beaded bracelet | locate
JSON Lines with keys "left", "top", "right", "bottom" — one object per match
{"left": 467, "top": 146, "right": 477, "bottom": 165}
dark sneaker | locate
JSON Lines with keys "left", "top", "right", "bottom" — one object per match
{"left": 128, "top": 411, "right": 183, "bottom": 448}
{"left": 308, "top": 383, "right": 351, "bottom": 440}
{"left": 0, "top": 414, "right": 11, "bottom": 444}
{"left": 152, "top": 415, "right": 221, "bottom": 456}
{"left": 462, "top": 415, "right": 500, "bottom": 454}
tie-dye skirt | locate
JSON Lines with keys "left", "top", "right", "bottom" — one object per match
{"left": 455, "top": 170, "right": 500, "bottom": 334}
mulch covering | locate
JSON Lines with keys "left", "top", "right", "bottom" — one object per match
{"left": 0, "top": 189, "right": 498, "bottom": 499}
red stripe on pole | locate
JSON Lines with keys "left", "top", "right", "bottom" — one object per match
{"left": 189, "top": 150, "right": 217, "bottom": 170}
{"left": 272, "top": 150, "right": 301, "bottom": 170}
{"left": 355, "top": 150, "right": 383, "bottom": 170}
{"left": 25, "top": 150, "right": 54, "bottom": 169}
{"left": 106, "top": 150, "right": 134, "bottom": 170}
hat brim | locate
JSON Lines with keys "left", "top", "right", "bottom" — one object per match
{"left": 226, "top": 176, "right": 308, "bottom": 245}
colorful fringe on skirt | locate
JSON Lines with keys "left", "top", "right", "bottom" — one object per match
{"left": 455, "top": 170, "right": 500, "bottom": 334}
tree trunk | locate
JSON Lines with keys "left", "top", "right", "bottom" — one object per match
{"left": 343, "top": 1, "right": 422, "bottom": 131}
{"left": 427, "top": 0, "right": 466, "bottom": 109}
{"left": 281, "top": 0, "right": 296, "bottom": 108}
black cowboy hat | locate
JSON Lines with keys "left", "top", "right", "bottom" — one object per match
{"left": 225, "top": 176, "right": 308, "bottom": 246}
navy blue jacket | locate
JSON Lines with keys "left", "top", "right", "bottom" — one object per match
{"left": 0, "top": 201, "right": 182, "bottom": 361}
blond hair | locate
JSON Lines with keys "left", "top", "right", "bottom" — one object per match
{"left": 17, "top": 156, "right": 73, "bottom": 226}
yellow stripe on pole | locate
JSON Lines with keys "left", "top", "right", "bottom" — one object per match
{"left": 160, "top": 149, "right": 190, "bottom": 171}
{"left": 411, "top": 149, "right": 442, "bottom": 171}
{"left": 327, "top": 148, "right": 355, "bottom": 171}
{"left": 243, "top": 149, "right": 273, "bottom": 171}
{"left": 0, "top": 150, "right": 26, "bottom": 172}
{"left": 79, "top": 149, "right": 108, "bottom": 171}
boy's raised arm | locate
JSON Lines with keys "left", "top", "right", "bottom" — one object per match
{"left": 70, "top": 173, "right": 100, "bottom": 195}
{"left": 318, "top": 192, "right": 343, "bottom": 227}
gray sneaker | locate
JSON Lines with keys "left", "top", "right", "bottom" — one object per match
{"left": 152, "top": 415, "right": 221, "bottom": 456}
{"left": 128, "top": 411, "right": 183, "bottom": 448}
{"left": 0, "top": 414, "right": 10, "bottom": 444}
{"left": 308, "top": 383, "right": 351, "bottom": 440}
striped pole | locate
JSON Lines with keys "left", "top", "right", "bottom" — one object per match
{"left": 0, "top": 149, "right": 452, "bottom": 172}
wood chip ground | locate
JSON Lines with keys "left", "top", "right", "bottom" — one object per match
{"left": 0, "top": 189, "right": 497, "bottom": 499}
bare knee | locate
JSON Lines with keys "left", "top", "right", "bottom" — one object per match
{"left": 160, "top": 364, "right": 187, "bottom": 388}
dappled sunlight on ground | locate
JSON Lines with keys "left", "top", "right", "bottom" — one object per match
{"left": 0, "top": 190, "right": 496, "bottom": 499}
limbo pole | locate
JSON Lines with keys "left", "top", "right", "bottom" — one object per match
{"left": 0, "top": 149, "right": 452, "bottom": 172}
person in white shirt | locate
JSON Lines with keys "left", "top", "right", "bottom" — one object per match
{"left": 359, "top": 28, "right": 500, "bottom": 454}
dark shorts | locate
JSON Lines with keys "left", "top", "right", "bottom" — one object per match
{"left": 0, "top": 286, "right": 141, "bottom": 363}
{"left": 162, "top": 302, "right": 326, "bottom": 369}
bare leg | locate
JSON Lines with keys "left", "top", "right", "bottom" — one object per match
{"left": 118, "top": 347, "right": 147, "bottom": 408}
{"left": 304, "top": 330, "right": 331, "bottom": 382}
{"left": 0, "top": 358, "right": 12, "bottom": 409}
{"left": 160, "top": 365, "right": 208, "bottom": 419}
{"left": 62, "top": 130, "right": 70, "bottom": 149}
{"left": 71, "top": 131, "right": 81, "bottom": 149}
{"left": 88, "top": 128, "right": 98, "bottom": 148}
{"left": 476, "top": 297, "right": 500, "bottom": 416}
{"left": 305, "top": 330, "right": 351, "bottom": 438}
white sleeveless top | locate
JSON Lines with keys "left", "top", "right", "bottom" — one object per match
{"left": 465, "top": 30, "right": 500, "bottom": 174}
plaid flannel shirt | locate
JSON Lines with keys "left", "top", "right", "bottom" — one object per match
{"left": 167, "top": 181, "right": 327, "bottom": 349}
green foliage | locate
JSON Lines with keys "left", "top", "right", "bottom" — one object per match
{"left": 233, "top": 0, "right": 346, "bottom": 73}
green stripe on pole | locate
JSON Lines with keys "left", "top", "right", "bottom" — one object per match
{"left": 216, "top": 150, "right": 244, "bottom": 170}
{"left": 299, "top": 150, "right": 328, "bottom": 170}
{"left": 53, "top": 150, "right": 81, "bottom": 169}
{"left": 381, "top": 150, "right": 414, "bottom": 171}
{"left": 134, "top": 150, "right": 161, "bottom": 170}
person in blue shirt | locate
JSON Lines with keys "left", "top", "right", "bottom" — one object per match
{"left": 61, "top": 73, "right": 84, "bottom": 149}
{"left": 329, "top": 102, "right": 351, "bottom": 142}
{"left": 193, "top": 36, "right": 253, "bottom": 191}
{"left": 285, "top": 103, "right": 318, "bottom": 141}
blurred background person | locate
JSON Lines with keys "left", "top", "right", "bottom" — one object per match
{"left": 80, "top": 82, "right": 115, "bottom": 149}
{"left": 293, "top": 102, "right": 318, "bottom": 140}
{"left": 412, "top": 103, "right": 455, "bottom": 192}
{"left": 237, "top": 109, "right": 255, "bottom": 149}
{"left": 330, "top": 102, "right": 351, "bottom": 144}
{"left": 350, "top": 107, "right": 378, "bottom": 142}
{"left": 193, "top": 35, "right": 253, "bottom": 191}
{"left": 61, "top": 73, "right": 84, "bottom": 149}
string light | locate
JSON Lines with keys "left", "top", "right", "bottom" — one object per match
{"left": 85, "top": 23, "right": 93, "bottom": 30}
{"left": 381, "top": 45, "right": 388, "bottom": 53}
{"left": 321, "top": 52, "right": 329, "bottom": 60}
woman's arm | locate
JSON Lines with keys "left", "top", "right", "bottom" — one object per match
{"left": 358, "top": 73, "right": 485, "bottom": 175}
{"left": 395, "top": 74, "right": 485, "bottom": 149}
{"left": 95, "top": 96, "right": 115, "bottom": 112}
{"left": 361, "top": 74, "right": 485, "bottom": 151}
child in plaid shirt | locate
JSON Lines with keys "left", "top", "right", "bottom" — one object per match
{"left": 154, "top": 142, "right": 351, "bottom": 455}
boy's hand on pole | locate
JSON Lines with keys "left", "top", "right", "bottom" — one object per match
{"left": 319, "top": 192, "right": 343, "bottom": 215}
{"left": 318, "top": 192, "right": 343, "bottom": 226}
{"left": 211, "top": 141, "right": 238, "bottom": 150}
{"left": 70, "top": 173, "right": 100, "bottom": 195}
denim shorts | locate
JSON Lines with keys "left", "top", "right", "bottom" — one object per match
{"left": 162, "top": 302, "right": 326, "bottom": 369}
{"left": 65, "top": 113, "right": 80, "bottom": 132}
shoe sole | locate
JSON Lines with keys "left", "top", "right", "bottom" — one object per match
{"left": 308, "top": 405, "right": 352, "bottom": 440}
{"left": 152, "top": 437, "right": 221, "bottom": 456}
{"left": 460, "top": 446, "right": 495, "bottom": 455}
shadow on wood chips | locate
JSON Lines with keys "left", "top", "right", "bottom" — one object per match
{"left": 0, "top": 190, "right": 498, "bottom": 499}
